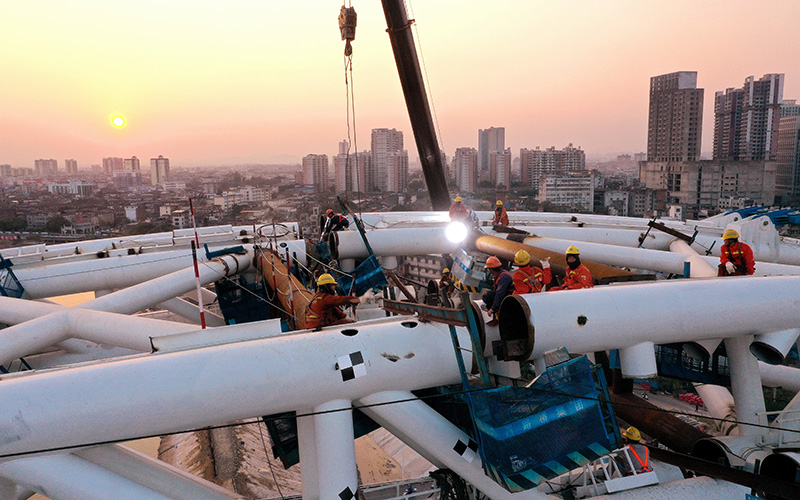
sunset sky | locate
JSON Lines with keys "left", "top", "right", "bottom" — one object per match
{"left": 1, "top": 0, "right": 799, "bottom": 168}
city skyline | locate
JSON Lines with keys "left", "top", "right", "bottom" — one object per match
{"left": 1, "top": 1, "right": 799, "bottom": 168}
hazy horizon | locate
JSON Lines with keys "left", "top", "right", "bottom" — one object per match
{"left": 2, "top": 1, "right": 798, "bottom": 168}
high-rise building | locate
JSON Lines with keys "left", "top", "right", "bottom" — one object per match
{"left": 453, "top": 147, "right": 478, "bottom": 193}
{"left": 782, "top": 99, "right": 800, "bottom": 118}
{"left": 102, "top": 157, "right": 124, "bottom": 175}
{"left": 647, "top": 71, "right": 703, "bottom": 162}
{"left": 740, "top": 74, "right": 784, "bottom": 161}
{"left": 714, "top": 74, "right": 785, "bottom": 161}
{"left": 0, "top": 165, "right": 11, "bottom": 177}
{"left": 302, "top": 154, "right": 329, "bottom": 193}
{"left": 150, "top": 155, "right": 170, "bottom": 185}
{"left": 478, "top": 127, "right": 505, "bottom": 173}
{"left": 490, "top": 148, "right": 512, "bottom": 187}
{"left": 520, "top": 145, "right": 586, "bottom": 191}
{"left": 34, "top": 159, "right": 58, "bottom": 175}
{"left": 64, "top": 159, "right": 78, "bottom": 175}
{"left": 371, "top": 128, "right": 404, "bottom": 192}
{"left": 124, "top": 156, "right": 141, "bottom": 171}
{"left": 713, "top": 87, "right": 744, "bottom": 160}
{"left": 388, "top": 151, "right": 409, "bottom": 193}
{"left": 776, "top": 115, "right": 800, "bottom": 198}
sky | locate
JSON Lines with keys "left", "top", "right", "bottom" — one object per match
{"left": 1, "top": 0, "right": 799, "bottom": 168}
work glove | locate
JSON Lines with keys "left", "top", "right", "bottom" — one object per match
{"left": 540, "top": 257, "right": 550, "bottom": 269}
{"left": 725, "top": 261, "right": 736, "bottom": 274}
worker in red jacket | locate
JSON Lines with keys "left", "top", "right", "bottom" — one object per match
{"left": 305, "top": 273, "right": 359, "bottom": 330}
{"left": 449, "top": 196, "right": 470, "bottom": 221}
{"left": 492, "top": 200, "right": 509, "bottom": 226}
{"left": 512, "top": 250, "right": 551, "bottom": 294}
{"left": 482, "top": 256, "right": 514, "bottom": 326}
{"left": 552, "top": 245, "right": 593, "bottom": 290}
{"left": 718, "top": 229, "right": 755, "bottom": 276}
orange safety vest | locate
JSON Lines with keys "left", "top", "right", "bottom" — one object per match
{"left": 564, "top": 264, "right": 594, "bottom": 289}
{"left": 627, "top": 444, "right": 651, "bottom": 473}
{"left": 305, "top": 292, "right": 347, "bottom": 328}
{"left": 449, "top": 203, "right": 470, "bottom": 220}
{"left": 513, "top": 266, "right": 546, "bottom": 294}
{"left": 720, "top": 241, "right": 754, "bottom": 275}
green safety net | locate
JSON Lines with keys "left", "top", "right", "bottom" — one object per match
{"left": 468, "top": 356, "right": 619, "bottom": 492}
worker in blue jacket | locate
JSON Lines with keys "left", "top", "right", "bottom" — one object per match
{"left": 482, "top": 256, "right": 514, "bottom": 326}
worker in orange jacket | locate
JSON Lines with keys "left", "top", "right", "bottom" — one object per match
{"left": 492, "top": 200, "right": 509, "bottom": 226}
{"left": 718, "top": 229, "right": 755, "bottom": 276}
{"left": 551, "top": 245, "right": 593, "bottom": 290}
{"left": 512, "top": 250, "right": 551, "bottom": 294}
{"left": 305, "top": 273, "right": 359, "bottom": 330}
{"left": 449, "top": 196, "right": 470, "bottom": 221}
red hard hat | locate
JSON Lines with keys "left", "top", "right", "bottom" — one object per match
{"left": 326, "top": 209, "right": 334, "bottom": 217}
{"left": 485, "top": 256, "right": 502, "bottom": 269}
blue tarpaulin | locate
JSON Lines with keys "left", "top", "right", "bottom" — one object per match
{"left": 467, "top": 356, "right": 619, "bottom": 492}
{"left": 337, "top": 255, "right": 388, "bottom": 296}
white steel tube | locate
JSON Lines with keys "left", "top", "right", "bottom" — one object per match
{"left": 0, "top": 312, "right": 70, "bottom": 368}
{"left": 76, "top": 444, "right": 242, "bottom": 500}
{"left": 314, "top": 400, "right": 357, "bottom": 500}
{"left": 0, "top": 305, "right": 196, "bottom": 367}
{"left": 725, "top": 336, "right": 767, "bottom": 437}
{"left": 497, "top": 276, "right": 800, "bottom": 361}
{"left": 358, "top": 391, "right": 551, "bottom": 500}
{"left": 585, "top": 476, "right": 747, "bottom": 499}
{"left": 669, "top": 239, "right": 718, "bottom": 277}
{"left": 0, "top": 475, "right": 32, "bottom": 500}
{"left": 693, "top": 384, "right": 738, "bottom": 436}
{"left": 12, "top": 250, "right": 199, "bottom": 299}
{"left": 158, "top": 297, "right": 226, "bottom": 327}
{"left": 297, "top": 410, "right": 320, "bottom": 500}
{"left": 84, "top": 252, "right": 249, "bottom": 314}
{"left": 759, "top": 362, "right": 800, "bottom": 392}
{"left": 508, "top": 235, "right": 800, "bottom": 277}
{"left": 751, "top": 329, "right": 800, "bottom": 365}
{"left": 618, "top": 342, "right": 657, "bottom": 379}
{"left": 336, "top": 228, "right": 459, "bottom": 260}
{"left": 0, "top": 318, "right": 469, "bottom": 457}
{"left": 0, "top": 454, "right": 174, "bottom": 500}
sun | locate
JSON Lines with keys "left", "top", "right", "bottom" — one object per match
{"left": 112, "top": 116, "right": 125, "bottom": 128}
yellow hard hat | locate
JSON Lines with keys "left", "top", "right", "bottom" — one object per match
{"left": 317, "top": 273, "right": 336, "bottom": 286}
{"left": 722, "top": 229, "right": 739, "bottom": 240}
{"left": 566, "top": 245, "right": 580, "bottom": 255}
{"left": 454, "top": 196, "right": 463, "bottom": 203}
{"left": 622, "top": 426, "right": 642, "bottom": 441}
{"left": 443, "top": 268, "right": 450, "bottom": 274}
{"left": 514, "top": 249, "right": 531, "bottom": 266}
{"left": 496, "top": 200, "right": 503, "bottom": 206}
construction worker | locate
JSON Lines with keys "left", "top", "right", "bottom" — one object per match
{"left": 324, "top": 209, "right": 350, "bottom": 233}
{"left": 482, "top": 256, "right": 514, "bottom": 326}
{"left": 620, "top": 427, "right": 651, "bottom": 473}
{"left": 305, "top": 273, "right": 359, "bottom": 330}
{"left": 551, "top": 246, "right": 593, "bottom": 290}
{"left": 512, "top": 250, "right": 551, "bottom": 294}
{"left": 438, "top": 268, "right": 458, "bottom": 308}
{"left": 449, "top": 196, "right": 470, "bottom": 221}
{"left": 492, "top": 200, "right": 509, "bottom": 226}
{"left": 718, "top": 229, "right": 755, "bottom": 276}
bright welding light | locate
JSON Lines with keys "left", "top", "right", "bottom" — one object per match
{"left": 445, "top": 221, "right": 468, "bottom": 243}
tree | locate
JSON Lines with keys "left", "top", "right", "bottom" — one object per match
{"left": 45, "top": 216, "right": 70, "bottom": 233}
{"left": 0, "top": 217, "right": 25, "bottom": 231}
